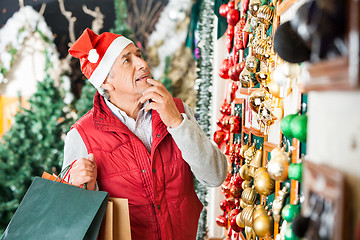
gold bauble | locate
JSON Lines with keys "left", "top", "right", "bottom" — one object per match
{"left": 253, "top": 213, "right": 274, "bottom": 238}
{"left": 249, "top": 0, "right": 261, "bottom": 17}
{"left": 242, "top": 180, "right": 252, "bottom": 189}
{"left": 254, "top": 166, "right": 268, "bottom": 179}
{"left": 257, "top": 5, "right": 274, "bottom": 26}
{"left": 253, "top": 204, "right": 267, "bottom": 220}
{"left": 271, "top": 147, "right": 285, "bottom": 159}
{"left": 267, "top": 79, "right": 292, "bottom": 99}
{"left": 240, "top": 198, "right": 252, "bottom": 209}
{"left": 249, "top": 147, "right": 263, "bottom": 169}
{"left": 245, "top": 55, "right": 258, "bottom": 73}
{"left": 244, "top": 143, "right": 256, "bottom": 164}
{"left": 240, "top": 164, "right": 253, "bottom": 181}
{"left": 240, "top": 143, "right": 250, "bottom": 158}
{"left": 267, "top": 151, "right": 290, "bottom": 182}
{"left": 255, "top": 70, "right": 270, "bottom": 86}
{"left": 242, "top": 206, "right": 255, "bottom": 227}
{"left": 249, "top": 88, "right": 267, "bottom": 114}
{"left": 254, "top": 167, "right": 275, "bottom": 196}
{"left": 245, "top": 226, "right": 256, "bottom": 240}
{"left": 240, "top": 68, "right": 252, "bottom": 88}
{"left": 253, "top": 38, "right": 272, "bottom": 62}
{"left": 236, "top": 212, "right": 245, "bottom": 228}
{"left": 241, "top": 187, "right": 258, "bottom": 205}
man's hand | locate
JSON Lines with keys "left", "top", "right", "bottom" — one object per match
{"left": 69, "top": 153, "right": 97, "bottom": 190}
{"left": 139, "top": 78, "right": 183, "bottom": 128}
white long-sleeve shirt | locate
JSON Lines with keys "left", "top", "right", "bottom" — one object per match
{"left": 63, "top": 98, "right": 227, "bottom": 187}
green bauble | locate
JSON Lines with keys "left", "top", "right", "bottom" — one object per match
{"left": 280, "top": 114, "right": 297, "bottom": 138}
{"left": 290, "top": 115, "right": 307, "bottom": 142}
{"left": 284, "top": 223, "right": 300, "bottom": 240}
{"left": 288, "top": 163, "right": 302, "bottom": 182}
{"left": 281, "top": 204, "right": 300, "bottom": 222}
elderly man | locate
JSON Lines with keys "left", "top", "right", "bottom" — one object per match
{"left": 63, "top": 28, "right": 227, "bottom": 240}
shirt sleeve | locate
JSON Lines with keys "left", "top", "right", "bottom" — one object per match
{"left": 62, "top": 128, "right": 88, "bottom": 171}
{"left": 167, "top": 102, "right": 228, "bottom": 187}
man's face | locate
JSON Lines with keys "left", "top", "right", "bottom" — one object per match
{"left": 107, "top": 43, "right": 151, "bottom": 99}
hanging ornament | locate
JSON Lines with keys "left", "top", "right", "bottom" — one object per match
{"left": 284, "top": 223, "right": 301, "bottom": 240}
{"left": 216, "top": 215, "right": 228, "bottom": 227}
{"left": 267, "top": 79, "right": 291, "bottom": 99}
{"left": 257, "top": 4, "right": 274, "bottom": 26}
{"left": 242, "top": 180, "right": 252, "bottom": 189}
{"left": 244, "top": 143, "right": 256, "bottom": 164}
{"left": 249, "top": 0, "right": 261, "bottom": 17}
{"left": 239, "top": 68, "right": 253, "bottom": 88}
{"left": 290, "top": 115, "right": 307, "bottom": 142}
{"left": 213, "top": 129, "right": 227, "bottom": 146}
{"left": 229, "top": 115, "right": 241, "bottom": 133}
{"left": 236, "top": 212, "right": 245, "bottom": 228}
{"left": 253, "top": 167, "right": 275, "bottom": 196}
{"left": 219, "top": 58, "right": 231, "bottom": 79}
{"left": 241, "top": 205, "right": 255, "bottom": 227}
{"left": 220, "top": 100, "right": 232, "bottom": 115}
{"left": 249, "top": 88, "right": 267, "bottom": 113}
{"left": 234, "top": 17, "right": 246, "bottom": 50}
{"left": 253, "top": 38, "right": 272, "bottom": 62}
{"left": 240, "top": 164, "right": 253, "bottom": 181}
{"left": 241, "top": 186, "right": 258, "bottom": 205}
{"left": 245, "top": 54, "right": 258, "bottom": 73}
{"left": 281, "top": 114, "right": 298, "bottom": 138}
{"left": 228, "top": 64, "right": 240, "bottom": 81}
{"left": 227, "top": 9, "right": 240, "bottom": 27}
{"left": 230, "top": 214, "right": 243, "bottom": 232}
{"left": 253, "top": 211, "right": 274, "bottom": 238}
{"left": 253, "top": 204, "right": 268, "bottom": 220}
{"left": 239, "top": 142, "right": 250, "bottom": 159}
{"left": 243, "top": 16, "right": 252, "bottom": 34}
{"left": 219, "top": 4, "right": 230, "bottom": 18}
{"left": 282, "top": 204, "right": 301, "bottom": 222}
{"left": 241, "top": 0, "right": 250, "bottom": 16}
{"left": 272, "top": 185, "right": 290, "bottom": 223}
{"left": 249, "top": 147, "right": 263, "bottom": 176}
{"left": 267, "top": 148, "right": 290, "bottom": 182}
{"left": 272, "top": 63, "right": 300, "bottom": 98}
{"left": 227, "top": 0, "right": 235, "bottom": 10}
{"left": 255, "top": 69, "right": 270, "bottom": 87}
{"left": 245, "top": 226, "right": 256, "bottom": 240}
{"left": 288, "top": 163, "right": 302, "bottom": 182}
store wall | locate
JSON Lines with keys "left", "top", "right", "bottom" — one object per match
{"left": 307, "top": 90, "right": 360, "bottom": 235}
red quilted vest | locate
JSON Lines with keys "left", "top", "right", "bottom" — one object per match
{"left": 72, "top": 92, "right": 203, "bottom": 240}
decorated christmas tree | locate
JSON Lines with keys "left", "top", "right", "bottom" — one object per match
{"left": 0, "top": 70, "right": 72, "bottom": 233}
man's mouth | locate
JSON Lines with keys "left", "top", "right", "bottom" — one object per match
{"left": 136, "top": 73, "right": 149, "bottom": 82}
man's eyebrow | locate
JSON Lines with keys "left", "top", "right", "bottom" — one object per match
{"left": 136, "top": 49, "right": 142, "bottom": 55}
{"left": 120, "top": 51, "right": 131, "bottom": 59}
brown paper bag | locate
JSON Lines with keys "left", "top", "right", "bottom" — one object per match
{"left": 98, "top": 198, "right": 132, "bottom": 240}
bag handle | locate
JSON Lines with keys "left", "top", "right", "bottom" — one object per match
{"left": 55, "top": 161, "right": 88, "bottom": 190}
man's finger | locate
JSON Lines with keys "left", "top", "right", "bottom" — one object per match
{"left": 139, "top": 92, "right": 163, "bottom": 104}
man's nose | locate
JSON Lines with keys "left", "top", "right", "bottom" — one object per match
{"left": 135, "top": 57, "right": 147, "bottom": 70}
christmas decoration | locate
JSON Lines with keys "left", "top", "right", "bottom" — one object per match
{"left": 288, "top": 163, "right": 302, "bottom": 182}
{"left": 281, "top": 204, "right": 301, "bottom": 222}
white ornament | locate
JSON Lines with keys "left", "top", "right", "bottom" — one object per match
{"left": 88, "top": 49, "right": 99, "bottom": 63}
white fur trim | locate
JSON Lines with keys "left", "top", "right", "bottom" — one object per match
{"left": 88, "top": 36, "right": 133, "bottom": 89}
{"left": 88, "top": 49, "right": 99, "bottom": 63}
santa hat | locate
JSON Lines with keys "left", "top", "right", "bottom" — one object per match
{"left": 69, "top": 28, "right": 133, "bottom": 89}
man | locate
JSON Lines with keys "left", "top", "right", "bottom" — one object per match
{"left": 63, "top": 28, "right": 227, "bottom": 240}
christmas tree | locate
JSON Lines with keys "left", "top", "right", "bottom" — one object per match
{"left": 0, "top": 71, "right": 72, "bottom": 234}
{"left": 74, "top": 80, "right": 97, "bottom": 118}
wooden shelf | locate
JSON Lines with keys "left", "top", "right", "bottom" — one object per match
{"left": 277, "top": 0, "right": 299, "bottom": 16}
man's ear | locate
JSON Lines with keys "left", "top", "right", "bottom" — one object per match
{"left": 101, "top": 78, "right": 115, "bottom": 91}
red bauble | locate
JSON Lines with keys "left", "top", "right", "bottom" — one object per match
{"left": 220, "top": 102, "right": 231, "bottom": 115}
{"left": 229, "top": 208, "right": 241, "bottom": 220}
{"left": 241, "top": 0, "right": 249, "bottom": 15}
{"left": 225, "top": 198, "right": 236, "bottom": 210}
{"left": 219, "top": 199, "right": 228, "bottom": 211}
{"left": 219, "top": 59, "right": 231, "bottom": 79}
{"left": 229, "top": 115, "right": 241, "bottom": 133}
{"left": 230, "top": 185, "right": 241, "bottom": 198}
{"left": 227, "top": 0, "right": 235, "bottom": 9}
{"left": 227, "top": 9, "right": 240, "bottom": 26}
{"left": 219, "top": 4, "right": 229, "bottom": 18}
{"left": 223, "top": 144, "right": 230, "bottom": 155}
{"left": 230, "top": 215, "right": 243, "bottom": 232}
{"left": 216, "top": 215, "right": 228, "bottom": 227}
{"left": 235, "top": 62, "right": 245, "bottom": 76}
{"left": 228, "top": 65, "right": 239, "bottom": 81}
{"left": 226, "top": 24, "right": 234, "bottom": 39}
{"left": 232, "top": 174, "right": 244, "bottom": 189}
{"left": 213, "top": 129, "right": 226, "bottom": 145}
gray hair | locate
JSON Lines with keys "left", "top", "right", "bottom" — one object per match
{"left": 97, "top": 65, "right": 114, "bottom": 100}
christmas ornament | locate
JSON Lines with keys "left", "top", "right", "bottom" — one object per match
{"left": 236, "top": 212, "right": 245, "bottom": 228}
{"left": 249, "top": 0, "right": 261, "bottom": 17}
{"left": 227, "top": 9, "right": 240, "bottom": 26}
{"left": 253, "top": 204, "right": 268, "bottom": 220}
{"left": 255, "top": 70, "right": 270, "bottom": 86}
{"left": 257, "top": 5, "right": 274, "bottom": 26}
{"left": 216, "top": 215, "right": 228, "bottom": 227}
{"left": 244, "top": 143, "right": 256, "bottom": 164}
{"left": 249, "top": 147, "right": 263, "bottom": 176}
{"left": 284, "top": 223, "right": 300, "bottom": 240}
{"left": 242, "top": 180, "right": 252, "bottom": 190}
{"left": 226, "top": 25, "right": 235, "bottom": 53}
{"left": 267, "top": 149, "right": 290, "bottom": 182}
{"left": 245, "top": 226, "right": 256, "bottom": 240}
{"left": 272, "top": 63, "right": 300, "bottom": 98}
{"left": 290, "top": 115, "right": 307, "bottom": 142}
{"left": 257, "top": 100, "right": 278, "bottom": 135}
{"left": 240, "top": 142, "right": 250, "bottom": 158}
{"left": 267, "top": 79, "right": 292, "bottom": 98}
{"left": 245, "top": 54, "right": 258, "bottom": 73}
{"left": 288, "top": 163, "right": 302, "bottom": 182}
{"left": 253, "top": 167, "right": 275, "bottom": 196}
{"left": 241, "top": 205, "right": 255, "bottom": 227}
{"left": 241, "top": 186, "right": 258, "bottom": 205}
{"left": 213, "top": 129, "right": 227, "bottom": 146}
{"left": 253, "top": 38, "right": 272, "bottom": 62}
{"left": 240, "top": 164, "right": 253, "bottom": 181}
{"left": 240, "top": 199, "right": 252, "bottom": 209}
{"left": 230, "top": 215, "right": 243, "bottom": 232}
{"left": 219, "top": 58, "right": 231, "bottom": 79}
{"left": 249, "top": 88, "right": 267, "bottom": 113}
{"left": 253, "top": 212, "right": 274, "bottom": 238}
{"left": 282, "top": 204, "right": 301, "bottom": 222}
{"left": 219, "top": 4, "right": 230, "bottom": 18}
{"left": 229, "top": 64, "right": 240, "bottom": 81}
{"left": 239, "top": 68, "right": 253, "bottom": 88}
{"left": 220, "top": 101, "right": 232, "bottom": 115}
{"left": 272, "top": 185, "right": 289, "bottom": 222}
{"left": 281, "top": 114, "right": 298, "bottom": 138}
